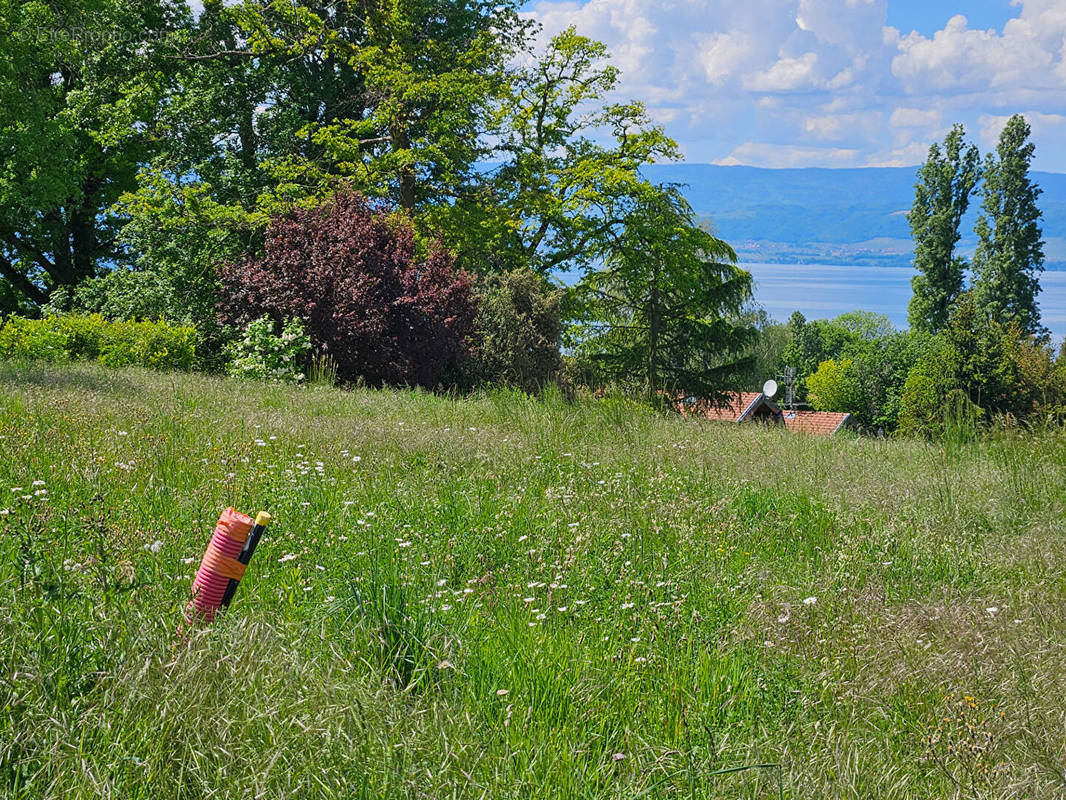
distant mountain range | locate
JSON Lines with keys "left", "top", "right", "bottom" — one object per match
{"left": 643, "top": 164, "right": 1066, "bottom": 270}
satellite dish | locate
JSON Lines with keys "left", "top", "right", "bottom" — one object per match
{"left": 762, "top": 379, "right": 779, "bottom": 399}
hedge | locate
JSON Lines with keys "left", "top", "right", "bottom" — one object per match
{"left": 0, "top": 314, "right": 196, "bottom": 370}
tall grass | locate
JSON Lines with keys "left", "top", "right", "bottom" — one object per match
{"left": 1, "top": 363, "right": 1064, "bottom": 798}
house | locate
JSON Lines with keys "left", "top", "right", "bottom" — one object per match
{"left": 679, "top": 392, "right": 783, "bottom": 424}
{"left": 782, "top": 410, "right": 853, "bottom": 436}
{"left": 680, "top": 391, "right": 854, "bottom": 436}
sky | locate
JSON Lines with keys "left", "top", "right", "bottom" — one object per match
{"left": 520, "top": 0, "right": 1066, "bottom": 171}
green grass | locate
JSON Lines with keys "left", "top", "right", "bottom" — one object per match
{"left": 1, "top": 363, "right": 1065, "bottom": 799}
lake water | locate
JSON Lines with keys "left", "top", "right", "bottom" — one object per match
{"left": 745, "top": 262, "right": 1066, "bottom": 343}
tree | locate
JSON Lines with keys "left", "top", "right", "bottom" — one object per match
{"left": 218, "top": 191, "right": 476, "bottom": 389}
{"left": 806, "top": 359, "right": 865, "bottom": 417}
{"left": 734, "top": 308, "right": 790, "bottom": 389}
{"left": 972, "top": 114, "right": 1046, "bottom": 337}
{"left": 467, "top": 269, "right": 564, "bottom": 393}
{"left": 442, "top": 27, "right": 679, "bottom": 275}
{"left": 571, "top": 187, "right": 755, "bottom": 400}
{"left": 272, "top": 0, "right": 526, "bottom": 213}
{"left": 834, "top": 311, "right": 896, "bottom": 341}
{"left": 780, "top": 312, "right": 855, "bottom": 403}
{"left": 897, "top": 339, "right": 964, "bottom": 438}
{"left": 94, "top": 0, "right": 521, "bottom": 357}
{"left": 945, "top": 292, "right": 1030, "bottom": 418}
{"left": 907, "top": 125, "right": 981, "bottom": 334}
{"left": 0, "top": 0, "right": 184, "bottom": 308}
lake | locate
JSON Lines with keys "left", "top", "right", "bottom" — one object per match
{"left": 744, "top": 262, "right": 1066, "bottom": 342}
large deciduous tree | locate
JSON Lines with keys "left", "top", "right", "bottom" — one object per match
{"left": 0, "top": 0, "right": 183, "bottom": 308}
{"left": 907, "top": 124, "right": 981, "bottom": 334}
{"left": 444, "top": 27, "right": 678, "bottom": 275}
{"left": 971, "top": 114, "right": 1046, "bottom": 337}
{"left": 571, "top": 186, "right": 755, "bottom": 400}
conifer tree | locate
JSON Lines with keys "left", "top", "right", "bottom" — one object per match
{"left": 907, "top": 125, "right": 980, "bottom": 333}
{"left": 972, "top": 115, "right": 1046, "bottom": 337}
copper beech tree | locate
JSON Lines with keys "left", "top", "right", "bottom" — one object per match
{"left": 219, "top": 191, "right": 476, "bottom": 389}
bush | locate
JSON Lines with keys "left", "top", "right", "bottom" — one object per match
{"left": 0, "top": 315, "right": 196, "bottom": 370}
{"left": 0, "top": 317, "right": 71, "bottom": 363}
{"left": 898, "top": 339, "right": 963, "bottom": 437}
{"left": 226, "top": 316, "right": 312, "bottom": 383}
{"left": 219, "top": 191, "right": 476, "bottom": 389}
{"left": 806, "top": 358, "right": 866, "bottom": 418}
{"left": 45, "top": 268, "right": 230, "bottom": 371}
{"left": 467, "top": 269, "right": 563, "bottom": 393}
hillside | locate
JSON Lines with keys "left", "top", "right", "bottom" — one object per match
{"left": 644, "top": 164, "right": 1066, "bottom": 268}
{"left": 2, "top": 363, "right": 1065, "bottom": 798}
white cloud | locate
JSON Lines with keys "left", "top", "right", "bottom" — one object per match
{"left": 978, "top": 111, "right": 1066, "bottom": 150}
{"left": 805, "top": 112, "right": 884, "bottom": 141}
{"left": 745, "top": 52, "right": 822, "bottom": 92}
{"left": 714, "top": 142, "right": 861, "bottom": 168}
{"left": 524, "top": 0, "right": 1066, "bottom": 170}
{"left": 891, "top": 4, "right": 1066, "bottom": 94}
{"left": 699, "top": 32, "right": 754, "bottom": 86}
{"left": 889, "top": 108, "right": 941, "bottom": 128}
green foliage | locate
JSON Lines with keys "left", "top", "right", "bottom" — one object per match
{"left": 0, "top": 0, "right": 184, "bottom": 305}
{"left": 0, "top": 317, "right": 70, "bottom": 364}
{"left": 907, "top": 125, "right": 981, "bottom": 334}
{"left": 0, "top": 315, "right": 196, "bottom": 370}
{"left": 972, "top": 115, "right": 1046, "bottom": 336}
{"left": 780, "top": 312, "right": 854, "bottom": 403}
{"left": 571, "top": 187, "right": 755, "bottom": 400}
{"left": 779, "top": 312, "right": 937, "bottom": 431}
{"left": 832, "top": 311, "right": 896, "bottom": 341}
{"left": 468, "top": 269, "right": 564, "bottom": 393}
{"left": 897, "top": 294, "right": 1065, "bottom": 435}
{"left": 734, "top": 308, "right": 790, "bottom": 389}
{"left": 897, "top": 338, "right": 962, "bottom": 438}
{"left": 805, "top": 358, "right": 865, "bottom": 417}
{"left": 226, "top": 316, "right": 312, "bottom": 384}
{"left": 441, "top": 27, "right": 679, "bottom": 276}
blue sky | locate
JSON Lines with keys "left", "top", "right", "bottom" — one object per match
{"left": 885, "top": 0, "right": 1017, "bottom": 36}
{"left": 521, "top": 1, "right": 1066, "bottom": 171}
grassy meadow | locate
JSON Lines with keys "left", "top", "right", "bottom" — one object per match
{"left": 1, "top": 363, "right": 1065, "bottom": 799}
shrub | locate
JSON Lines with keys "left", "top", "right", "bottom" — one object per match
{"left": 467, "top": 269, "right": 563, "bottom": 393}
{"left": 45, "top": 267, "right": 229, "bottom": 371}
{"left": 97, "top": 319, "right": 198, "bottom": 370}
{"left": 805, "top": 358, "right": 865, "bottom": 418}
{"left": 0, "top": 315, "right": 196, "bottom": 370}
{"left": 226, "top": 316, "right": 312, "bottom": 383}
{"left": 219, "top": 191, "right": 476, "bottom": 389}
{"left": 898, "top": 339, "right": 963, "bottom": 437}
{"left": 0, "top": 317, "right": 71, "bottom": 363}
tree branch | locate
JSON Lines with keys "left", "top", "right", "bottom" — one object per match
{"left": 0, "top": 251, "right": 48, "bottom": 306}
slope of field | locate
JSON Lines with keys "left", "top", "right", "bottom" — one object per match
{"left": 643, "top": 164, "right": 1066, "bottom": 268}
{"left": 2, "top": 365, "right": 1065, "bottom": 799}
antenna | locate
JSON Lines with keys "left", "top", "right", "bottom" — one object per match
{"left": 777, "top": 367, "right": 797, "bottom": 410}
{"left": 762, "top": 379, "right": 778, "bottom": 399}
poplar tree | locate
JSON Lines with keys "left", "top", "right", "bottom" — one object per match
{"left": 971, "top": 114, "right": 1046, "bottom": 337}
{"left": 906, "top": 125, "right": 980, "bottom": 334}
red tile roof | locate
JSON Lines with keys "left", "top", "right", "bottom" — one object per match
{"left": 782, "top": 410, "right": 852, "bottom": 436}
{"left": 681, "top": 392, "right": 773, "bottom": 422}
